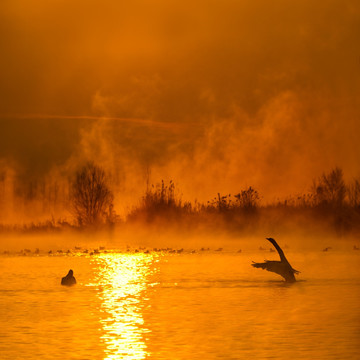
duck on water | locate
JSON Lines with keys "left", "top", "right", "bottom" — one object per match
{"left": 61, "top": 269, "right": 77, "bottom": 286}
{"left": 252, "top": 238, "right": 300, "bottom": 282}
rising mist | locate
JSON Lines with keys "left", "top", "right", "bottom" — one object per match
{"left": 0, "top": 0, "right": 359, "bottom": 239}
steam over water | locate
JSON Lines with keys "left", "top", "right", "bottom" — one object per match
{"left": 1, "top": 248, "right": 359, "bottom": 359}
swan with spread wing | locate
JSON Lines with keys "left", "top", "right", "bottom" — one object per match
{"left": 252, "top": 238, "right": 300, "bottom": 282}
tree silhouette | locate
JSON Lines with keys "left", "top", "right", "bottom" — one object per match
{"left": 312, "top": 167, "right": 346, "bottom": 207}
{"left": 71, "top": 163, "right": 114, "bottom": 226}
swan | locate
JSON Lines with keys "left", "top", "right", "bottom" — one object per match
{"left": 252, "top": 238, "right": 300, "bottom": 282}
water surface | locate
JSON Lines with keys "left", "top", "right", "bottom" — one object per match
{"left": 0, "top": 249, "right": 359, "bottom": 359}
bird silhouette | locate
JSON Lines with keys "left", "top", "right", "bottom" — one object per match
{"left": 252, "top": 238, "right": 300, "bottom": 282}
{"left": 61, "top": 269, "right": 77, "bottom": 286}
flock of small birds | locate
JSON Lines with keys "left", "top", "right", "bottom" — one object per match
{"left": 2, "top": 246, "right": 227, "bottom": 256}
{"left": 1, "top": 244, "right": 360, "bottom": 256}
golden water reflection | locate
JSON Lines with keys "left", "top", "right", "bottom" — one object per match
{"left": 89, "top": 253, "right": 158, "bottom": 360}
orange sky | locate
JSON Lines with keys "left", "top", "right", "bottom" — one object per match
{"left": 0, "top": 0, "right": 359, "bottom": 208}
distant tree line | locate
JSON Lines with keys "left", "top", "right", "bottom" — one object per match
{"left": 0, "top": 163, "right": 360, "bottom": 235}
{"left": 127, "top": 166, "right": 360, "bottom": 235}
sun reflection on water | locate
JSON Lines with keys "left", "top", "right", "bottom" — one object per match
{"left": 89, "top": 252, "right": 158, "bottom": 360}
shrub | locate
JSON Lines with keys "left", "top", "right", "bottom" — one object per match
{"left": 234, "top": 186, "right": 260, "bottom": 210}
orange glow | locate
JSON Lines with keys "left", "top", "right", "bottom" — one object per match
{"left": 0, "top": 0, "right": 359, "bottom": 223}
{"left": 0, "top": 3, "right": 359, "bottom": 359}
{"left": 88, "top": 253, "right": 158, "bottom": 359}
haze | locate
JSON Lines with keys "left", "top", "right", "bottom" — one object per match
{"left": 1, "top": 0, "right": 359, "bottom": 217}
